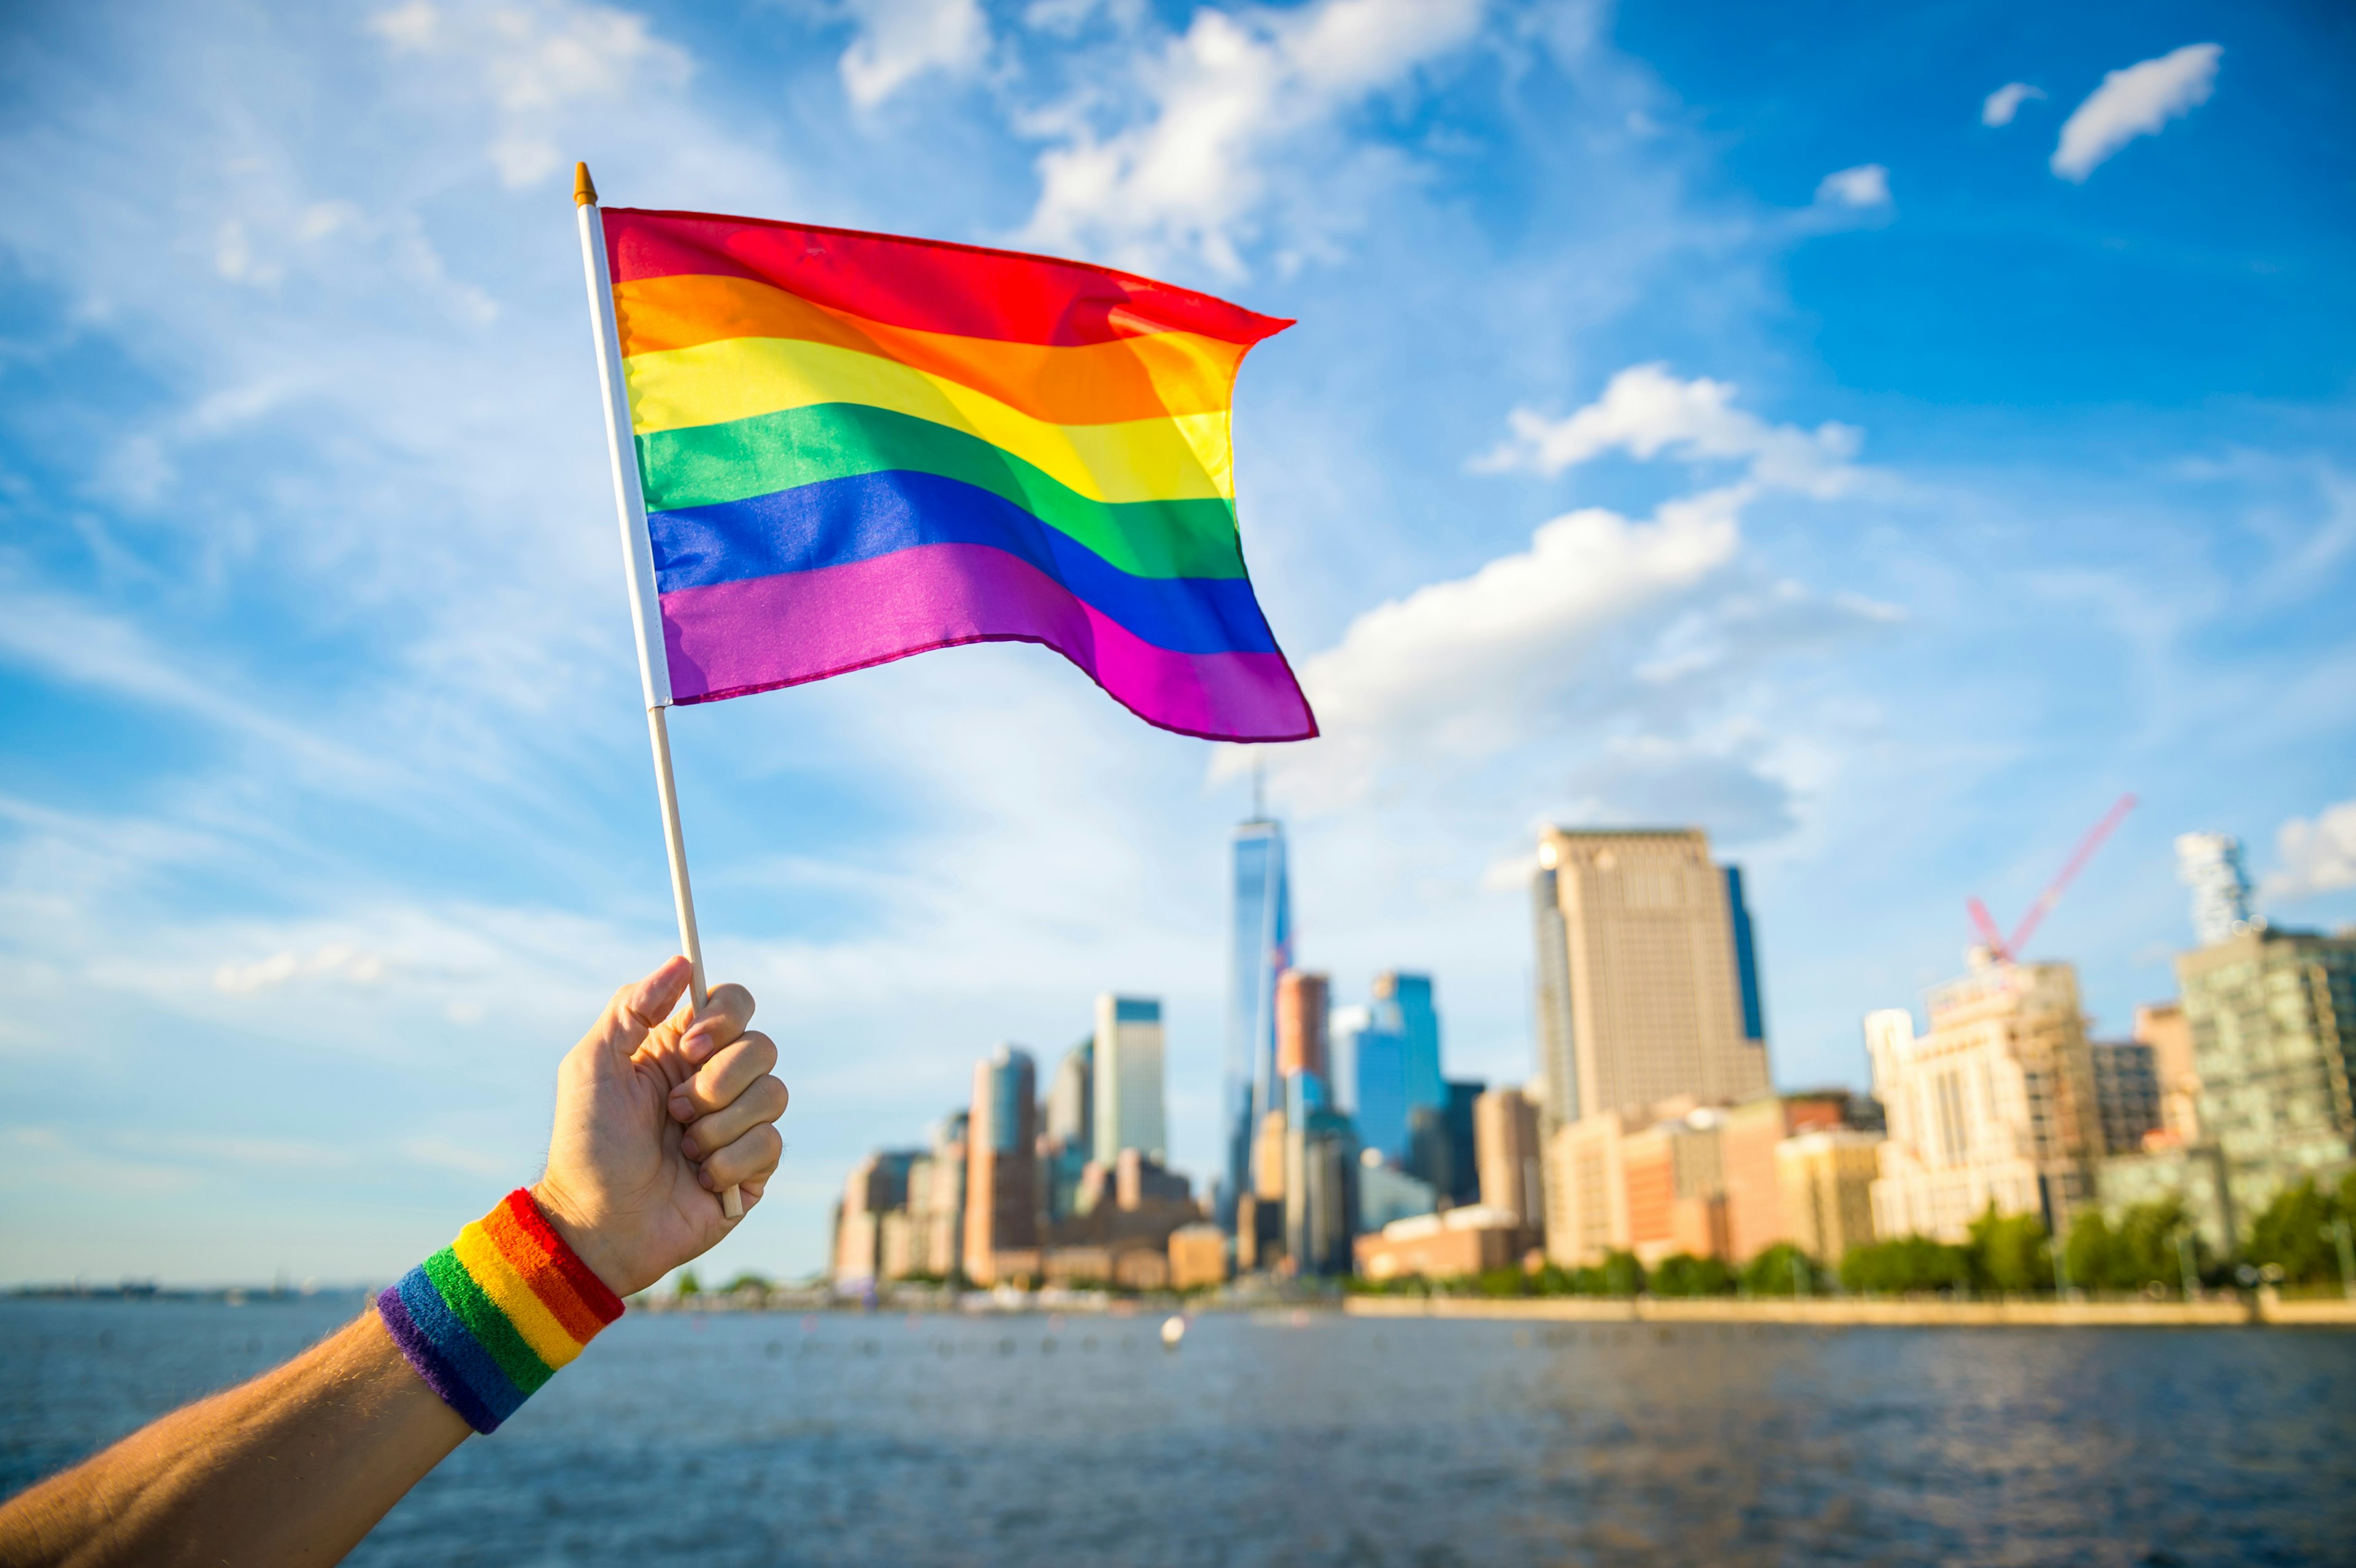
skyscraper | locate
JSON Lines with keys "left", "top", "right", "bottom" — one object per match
{"left": 1724, "top": 866, "right": 1767, "bottom": 1047}
{"left": 1530, "top": 828, "right": 1771, "bottom": 1120}
{"left": 1093, "top": 995, "right": 1166, "bottom": 1164}
{"left": 1376, "top": 971, "right": 1445, "bottom": 1113}
{"left": 1474, "top": 1086, "right": 1544, "bottom": 1228}
{"left": 2176, "top": 926, "right": 2356, "bottom": 1221}
{"left": 1533, "top": 863, "right": 1579, "bottom": 1129}
{"left": 963, "top": 1044, "right": 1037, "bottom": 1284}
{"left": 1866, "top": 961, "right": 2100, "bottom": 1240}
{"left": 1045, "top": 1038, "right": 1092, "bottom": 1151}
{"left": 1227, "top": 817, "right": 1290, "bottom": 1223}
{"left": 1275, "top": 970, "right": 1329, "bottom": 1078}
{"left": 2175, "top": 832, "right": 2252, "bottom": 947}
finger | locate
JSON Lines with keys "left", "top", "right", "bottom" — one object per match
{"left": 678, "top": 1075, "right": 788, "bottom": 1162}
{"left": 581, "top": 958, "right": 693, "bottom": 1066}
{"left": 668, "top": 1031, "right": 778, "bottom": 1123}
{"left": 678, "top": 982, "right": 756, "bottom": 1066}
{"left": 698, "top": 1123, "right": 782, "bottom": 1192}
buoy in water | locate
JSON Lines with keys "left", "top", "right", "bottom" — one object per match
{"left": 1160, "top": 1315, "right": 1186, "bottom": 1349}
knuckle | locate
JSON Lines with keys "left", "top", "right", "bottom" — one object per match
{"left": 758, "top": 1075, "right": 790, "bottom": 1116}
{"left": 742, "top": 1031, "right": 779, "bottom": 1074}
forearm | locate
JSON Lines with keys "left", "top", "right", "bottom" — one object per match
{"left": 0, "top": 1310, "right": 468, "bottom": 1568}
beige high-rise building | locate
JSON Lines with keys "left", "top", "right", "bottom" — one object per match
{"left": 1093, "top": 996, "right": 1166, "bottom": 1165}
{"left": 1867, "top": 961, "right": 2100, "bottom": 1243}
{"left": 1532, "top": 827, "right": 1771, "bottom": 1125}
{"left": 2135, "top": 1001, "right": 2201, "bottom": 1144}
{"left": 1473, "top": 1086, "right": 1544, "bottom": 1228}
{"left": 1777, "top": 1129, "right": 1881, "bottom": 1264}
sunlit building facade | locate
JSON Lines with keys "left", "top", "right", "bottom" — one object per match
{"left": 1093, "top": 994, "right": 1166, "bottom": 1165}
{"left": 1866, "top": 961, "right": 2101, "bottom": 1242}
{"left": 1530, "top": 827, "right": 1771, "bottom": 1123}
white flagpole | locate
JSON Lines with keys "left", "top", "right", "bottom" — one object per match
{"left": 574, "top": 161, "right": 741, "bottom": 1221}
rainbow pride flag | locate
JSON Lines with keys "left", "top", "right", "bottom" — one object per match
{"left": 601, "top": 209, "right": 1317, "bottom": 743}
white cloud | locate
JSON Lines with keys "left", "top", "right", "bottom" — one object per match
{"left": 2051, "top": 43, "right": 2221, "bottom": 183}
{"left": 367, "top": 0, "right": 693, "bottom": 187}
{"left": 1472, "top": 363, "right": 1863, "bottom": 498}
{"left": 1021, "top": 0, "right": 1485, "bottom": 274}
{"left": 1266, "top": 489, "right": 1742, "bottom": 808}
{"left": 839, "top": 0, "right": 990, "bottom": 109}
{"left": 2263, "top": 800, "right": 2356, "bottom": 902}
{"left": 1815, "top": 163, "right": 1890, "bottom": 209}
{"left": 1981, "top": 82, "right": 2045, "bottom": 128}
{"left": 214, "top": 944, "right": 390, "bottom": 994}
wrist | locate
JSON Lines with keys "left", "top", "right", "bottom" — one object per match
{"left": 528, "top": 1178, "right": 641, "bottom": 1299}
{"left": 374, "top": 1189, "right": 626, "bottom": 1435}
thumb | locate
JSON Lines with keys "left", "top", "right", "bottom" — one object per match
{"left": 583, "top": 956, "right": 694, "bottom": 1067}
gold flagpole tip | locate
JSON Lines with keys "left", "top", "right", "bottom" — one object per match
{"left": 574, "top": 162, "right": 598, "bottom": 207}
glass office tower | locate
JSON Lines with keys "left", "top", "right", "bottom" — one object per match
{"left": 1225, "top": 818, "right": 1290, "bottom": 1227}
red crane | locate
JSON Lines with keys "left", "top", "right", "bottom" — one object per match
{"left": 1966, "top": 793, "right": 2137, "bottom": 964}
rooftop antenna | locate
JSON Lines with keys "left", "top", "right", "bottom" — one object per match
{"left": 1252, "top": 749, "right": 1266, "bottom": 820}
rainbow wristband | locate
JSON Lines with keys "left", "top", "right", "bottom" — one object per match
{"left": 376, "top": 1189, "right": 625, "bottom": 1433}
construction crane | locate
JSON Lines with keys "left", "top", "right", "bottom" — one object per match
{"left": 1966, "top": 793, "right": 2137, "bottom": 965}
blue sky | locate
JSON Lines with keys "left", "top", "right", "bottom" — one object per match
{"left": 2, "top": 0, "right": 2351, "bottom": 1285}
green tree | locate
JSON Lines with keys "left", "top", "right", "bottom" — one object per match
{"left": 1740, "top": 1242, "right": 1820, "bottom": 1297}
{"left": 2247, "top": 1180, "right": 2338, "bottom": 1285}
{"left": 1838, "top": 1236, "right": 1971, "bottom": 1294}
{"left": 1475, "top": 1266, "right": 1531, "bottom": 1297}
{"left": 1649, "top": 1253, "right": 1736, "bottom": 1297}
{"left": 1568, "top": 1250, "right": 1645, "bottom": 1297}
{"left": 674, "top": 1268, "right": 701, "bottom": 1297}
{"left": 2063, "top": 1211, "right": 2120, "bottom": 1291}
{"left": 1968, "top": 1206, "right": 2050, "bottom": 1294}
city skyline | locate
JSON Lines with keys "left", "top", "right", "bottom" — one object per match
{"left": 4, "top": 1, "right": 2353, "bottom": 1288}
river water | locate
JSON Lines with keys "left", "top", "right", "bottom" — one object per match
{"left": 4, "top": 1296, "right": 2352, "bottom": 1565}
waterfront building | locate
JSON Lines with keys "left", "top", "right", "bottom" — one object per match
{"left": 2088, "top": 1040, "right": 2163, "bottom": 1155}
{"left": 1046, "top": 1037, "right": 1092, "bottom": 1150}
{"left": 833, "top": 1150, "right": 917, "bottom": 1283}
{"left": 1408, "top": 1079, "right": 1484, "bottom": 1207}
{"left": 1093, "top": 994, "right": 1167, "bottom": 1164}
{"left": 1866, "top": 961, "right": 2101, "bottom": 1242}
{"left": 2177, "top": 926, "right": 2356, "bottom": 1220}
{"left": 1168, "top": 1223, "right": 1229, "bottom": 1290}
{"left": 1474, "top": 1086, "right": 1544, "bottom": 1228}
{"left": 1776, "top": 1129, "right": 1882, "bottom": 1265}
{"left": 1530, "top": 828, "right": 1771, "bottom": 1123}
{"left": 2095, "top": 1142, "right": 2236, "bottom": 1253}
{"left": 1346, "top": 1008, "right": 1409, "bottom": 1164}
{"left": 1276, "top": 970, "right": 1330, "bottom": 1078}
{"left": 1717, "top": 1093, "right": 1849, "bottom": 1261}
{"left": 1542, "top": 1105, "right": 1639, "bottom": 1267}
{"left": 1254, "top": 1109, "right": 1288, "bottom": 1202}
{"left": 2136, "top": 1001, "right": 2201, "bottom": 1143}
{"left": 1355, "top": 1206, "right": 1530, "bottom": 1282}
{"left": 1227, "top": 817, "right": 1291, "bottom": 1224}
{"left": 1357, "top": 1151, "right": 1438, "bottom": 1231}
{"left": 911, "top": 1113, "right": 967, "bottom": 1276}
{"left": 1622, "top": 1105, "right": 1729, "bottom": 1265}
{"left": 2175, "top": 832, "right": 2252, "bottom": 947}
{"left": 1283, "top": 1071, "right": 1358, "bottom": 1276}
{"left": 1328, "top": 1003, "right": 1368, "bottom": 1115}
{"left": 963, "top": 1045, "right": 1039, "bottom": 1285}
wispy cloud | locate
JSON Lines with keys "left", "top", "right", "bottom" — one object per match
{"left": 2052, "top": 43, "right": 2220, "bottom": 183}
{"left": 1981, "top": 82, "right": 2044, "bottom": 128}
{"left": 1471, "top": 363, "right": 1864, "bottom": 498}
{"left": 1815, "top": 163, "right": 1891, "bottom": 209}
{"left": 1020, "top": 0, "right": 1487, "bottom": 274}
{"left": 838, "top": 0, "right": 990, "bottom": 108}
{"left": 2262, "top": 799, "right": 2356, "bottom": 903}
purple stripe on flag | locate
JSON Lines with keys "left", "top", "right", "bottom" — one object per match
{"left": 658, "top": 542, "right": 1317, "bottom": 744}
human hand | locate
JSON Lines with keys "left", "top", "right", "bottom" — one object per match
{"left": 530, "top": 957, "right": 788, "bottom": 1296}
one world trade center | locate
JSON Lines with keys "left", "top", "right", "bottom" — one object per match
{"left": 1223, "top": 814, "right": 1290, "bottom": 1229}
